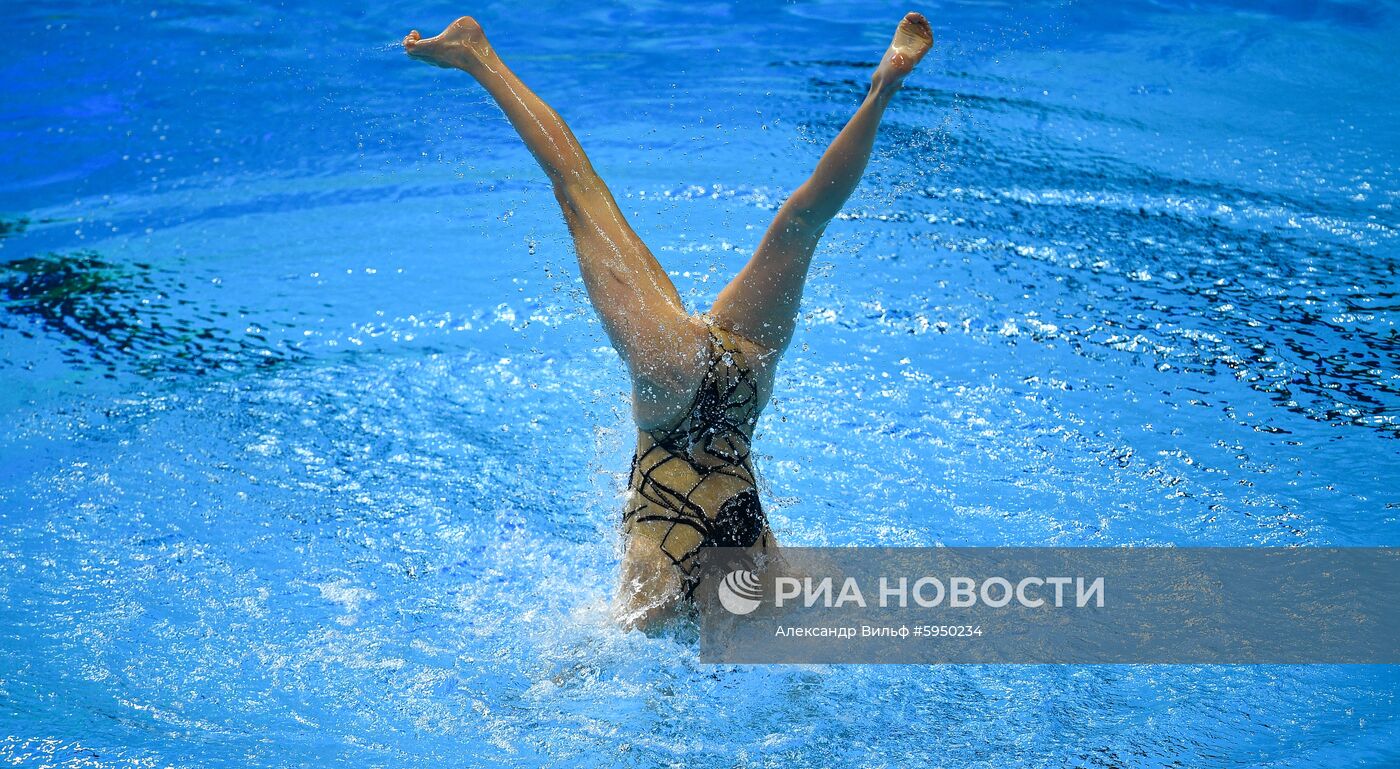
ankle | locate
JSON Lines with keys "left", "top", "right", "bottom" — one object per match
{"left": 446, "top": 44, "right": 479, "bottom": 72}
{"left": 868, "top": 76, "right": 900, "bottom": 102}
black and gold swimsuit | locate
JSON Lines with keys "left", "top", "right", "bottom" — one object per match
{"left": 622, "top": 319, "right": 773, "bottom": 591}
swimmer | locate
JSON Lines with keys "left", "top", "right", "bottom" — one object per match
{"left": 404, "top": 13, "right": 934, "bottom": 628}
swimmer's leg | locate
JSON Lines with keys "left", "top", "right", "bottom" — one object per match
{"left": 405, "top": 18, "right": 706, "bottom": 423}
{"left": 710, "top": 12, "right": 933, "bottom": 354}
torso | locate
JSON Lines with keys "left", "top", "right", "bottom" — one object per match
{"left": 621, "top": 318, "right": 776, "bottom": 605}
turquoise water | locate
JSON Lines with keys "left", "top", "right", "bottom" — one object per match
{"left": 2, "top": 1, "right": 1398, "bottom": 766}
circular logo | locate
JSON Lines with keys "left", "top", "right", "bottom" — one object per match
{"left": 718, "top": 569, "right": 763, "bottom": 615}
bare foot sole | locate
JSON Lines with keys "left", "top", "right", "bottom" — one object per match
{"left": 403, "top": 16, "right": 493, "bottom": 71}
{"left": 873, "top": 12, "right": 934, "bottom": 91}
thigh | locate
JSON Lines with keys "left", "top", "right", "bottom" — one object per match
{"left": 708, "top": 212, "right": 823, "bottom": 357}
{"left": 561, "top": 206, "right": 709, "bottom": 427}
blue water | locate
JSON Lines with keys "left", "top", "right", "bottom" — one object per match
{"left": 2, "top": 0, "right": 1398, "bottom": 766}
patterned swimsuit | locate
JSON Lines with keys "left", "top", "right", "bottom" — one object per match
{"left": 622, "top": 320, "right": 772, "bottom": 592}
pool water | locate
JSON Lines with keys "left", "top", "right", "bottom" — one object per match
{"left": 2, "top": 0, "right": 1398, "bottom": 766}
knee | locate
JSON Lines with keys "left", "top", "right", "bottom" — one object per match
{"left": 774, "top": 209, "right": 828, "bottom": 242}
{"left": 552, "top": 173, "right": 605, "bottom": 210}
{"left": 776, "top": 197, "right": 832, "bottom": 237}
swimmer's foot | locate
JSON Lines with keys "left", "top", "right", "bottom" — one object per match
{"left": 403, "top": 17, "right": 494, "bottom": 72}
{"left": 872, "top": 12, "right": 934, "bottom": 92}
